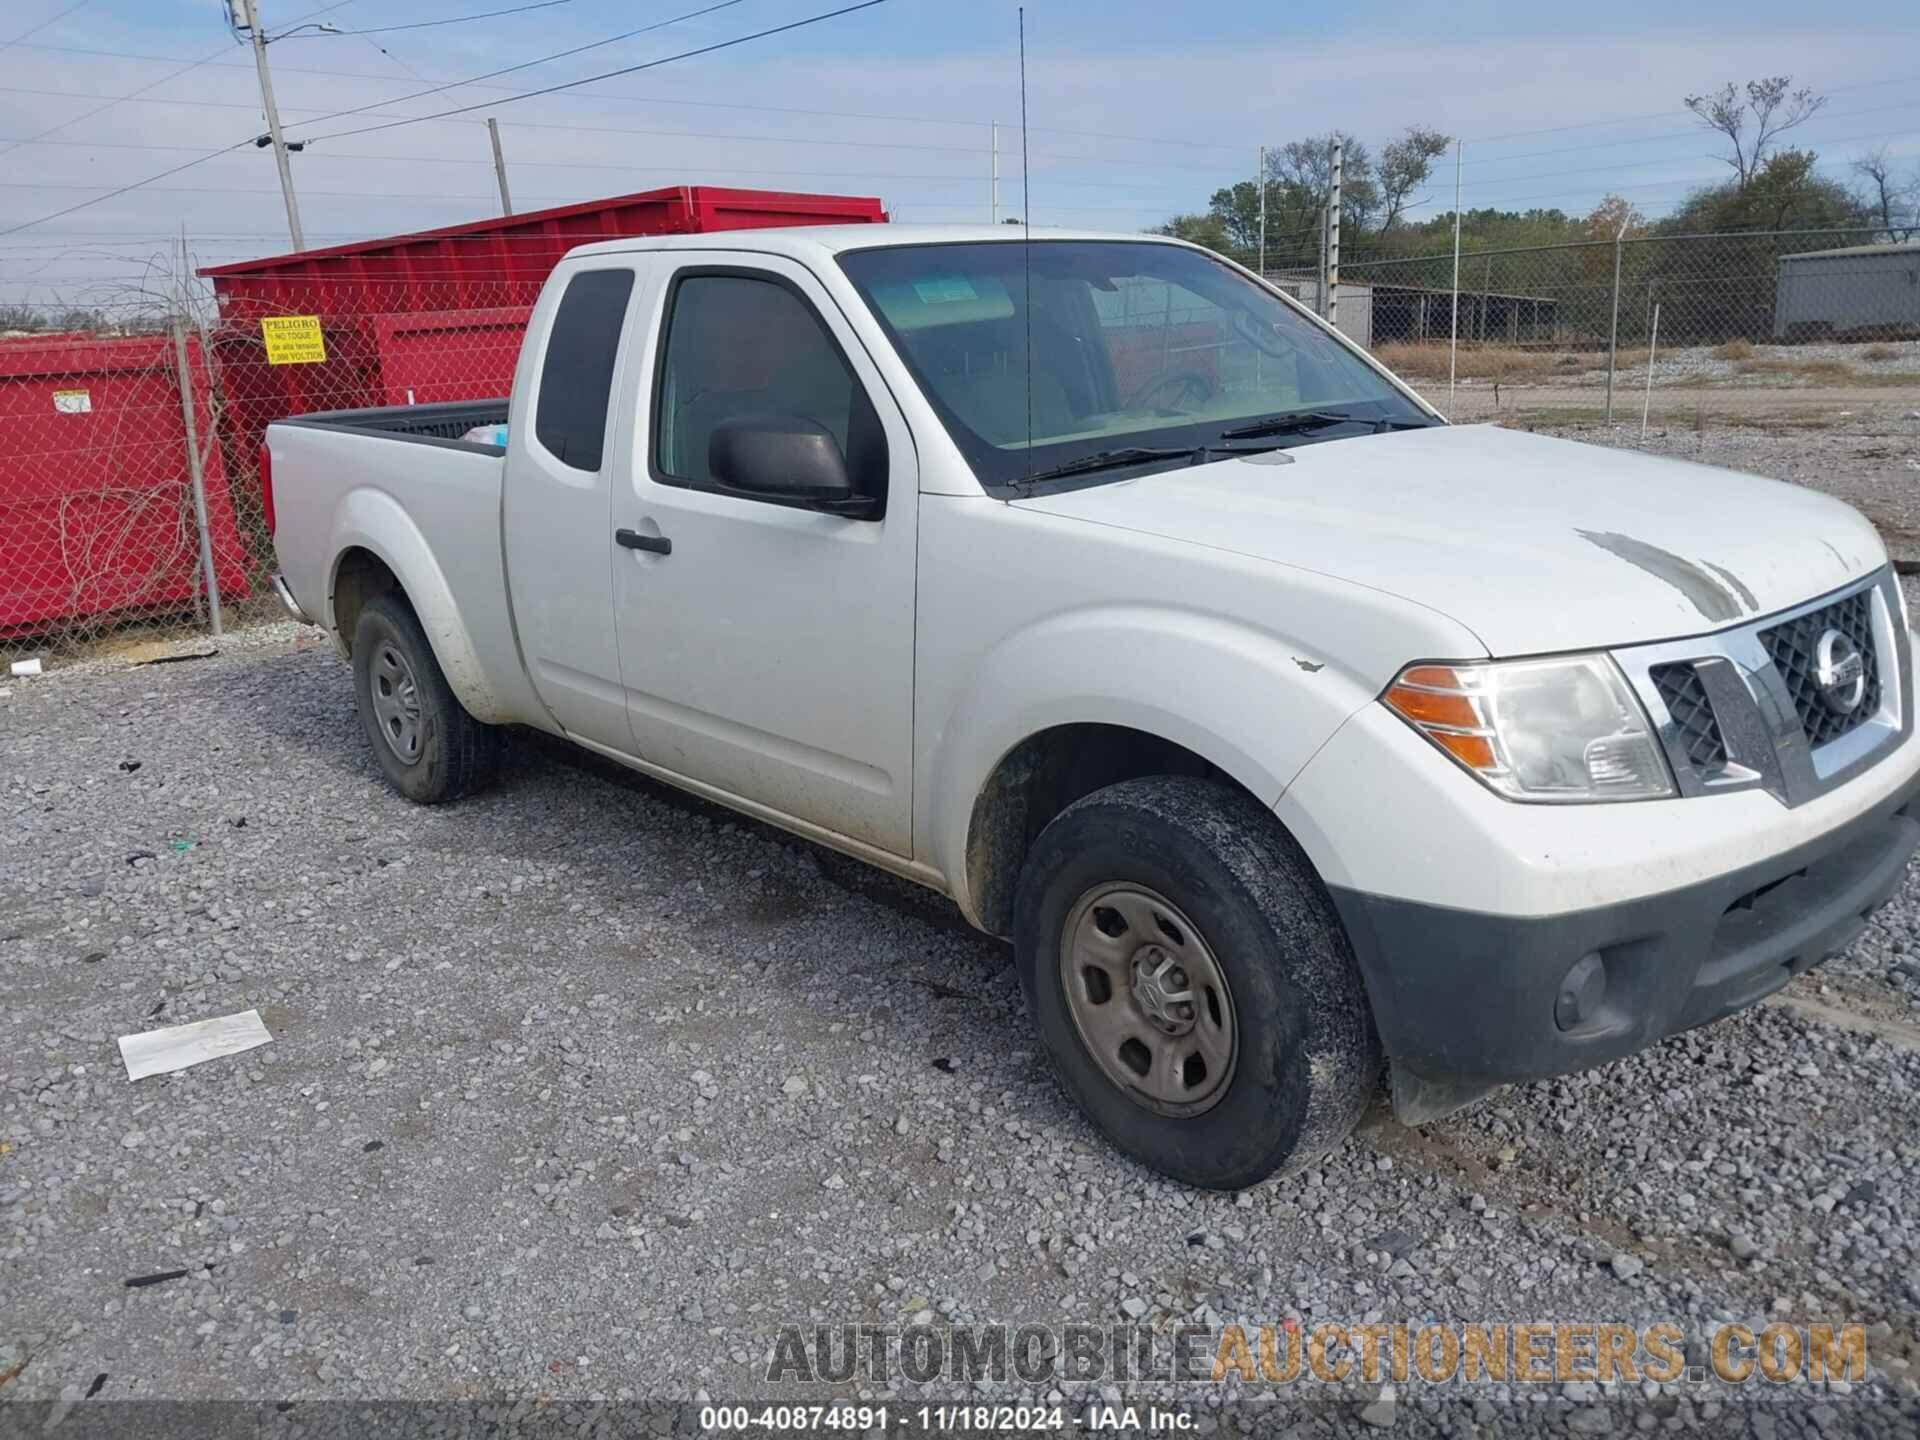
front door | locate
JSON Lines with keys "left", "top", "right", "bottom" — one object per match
{"left": 610, "top": 254, "right": 919, "bottom": 855}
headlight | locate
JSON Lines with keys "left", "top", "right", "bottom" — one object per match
{"left": 1383, "top": 655, "right": 1674, "bottom": 802}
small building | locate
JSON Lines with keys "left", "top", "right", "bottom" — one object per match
{"left": 1269, "top": 278, "right": 1374, "bottom": 349}
{"left": 1774, "top": 240, "right": 1920, "bottom": 340}
{"left": 1367, "top": 283, "right": 1559, "bottom": 347}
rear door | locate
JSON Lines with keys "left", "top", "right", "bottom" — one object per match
{"left": 609, "top": 253, "right": 919, "bottom": 855}
{"left": 502, "top": 260, "right": 643, "bottom": 748}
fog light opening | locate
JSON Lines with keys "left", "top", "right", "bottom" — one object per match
{"left": 1555, "top": 951, "right": 1608, "bottom": 1032}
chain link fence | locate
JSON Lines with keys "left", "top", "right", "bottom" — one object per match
{"left": 1260, "top": 226, "right": 1920, "bottom": 394}
{"left": 4, "top": 225, "right": 1917, "bottom": 658}
{"left": 1, "top": 262, "right": 535, "bottom": 660}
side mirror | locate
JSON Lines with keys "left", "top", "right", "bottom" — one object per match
{"left": 709, "top": 415, "right": 875, "bottom": 516}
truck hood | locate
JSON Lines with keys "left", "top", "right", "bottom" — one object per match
{"left": 1014, "top": 423, "right": 1886, "bottom": 656}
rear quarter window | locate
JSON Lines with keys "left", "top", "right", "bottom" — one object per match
{"left": 535, "top": 268, "right": 636, "bottom": 472}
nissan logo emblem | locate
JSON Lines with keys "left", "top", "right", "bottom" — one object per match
{"left": 1814, "top": 629, "right": 1867, "bottom": 715}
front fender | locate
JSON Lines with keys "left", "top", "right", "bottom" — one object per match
{"left": 329, "top": 487, "right": 505, "bottom": 724}
{"left": 923, "top": 603, "right": 1386, "bottom": 927}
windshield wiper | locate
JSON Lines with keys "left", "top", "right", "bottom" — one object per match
{"left": 1216, "top": 410, "right": 1359, "bottom": 440}
{"left": 1021, "top": 445, "right": 1212, "bottom": 484}
{"left": 1020, "top": 437, "right": 1297, "bottom": 489}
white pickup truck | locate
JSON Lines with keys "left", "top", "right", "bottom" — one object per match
{"left": 266, "top": 225, "right": 1920, "bottom": 1189}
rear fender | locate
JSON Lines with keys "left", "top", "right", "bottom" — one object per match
{"left": 328, "top": 487, "right": 504, "bottom": 723}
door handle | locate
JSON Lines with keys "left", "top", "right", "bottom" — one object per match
{"left": 615, "top": 528, "right": 672, "bottom": 556}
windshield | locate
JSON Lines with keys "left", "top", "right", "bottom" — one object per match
{"left": 837, "top": 239, "right": 1433, "bottom": 492}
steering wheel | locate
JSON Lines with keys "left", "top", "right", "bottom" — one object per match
{"left": 1124, "top": 369, "right": 1216, "bottom": 414}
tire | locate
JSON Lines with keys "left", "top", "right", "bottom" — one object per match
{"left": 351, "top": 590, "right": 502, "bottom": 805}
{"left": 1012, "top": 776, "right": 1381, "bottom": 1190}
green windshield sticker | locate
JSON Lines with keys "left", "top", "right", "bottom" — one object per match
{"left": 912, "top": 275, "right": 979, "bottom": 304}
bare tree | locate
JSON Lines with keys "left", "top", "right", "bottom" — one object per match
{"left": 1269, "top": 131, "right": 1380, "bottom": 231}
{"left": 1851, "top": 146, "right": 1919, "bottom": 240}
{"left": 1683, "top": 77, "right": 1827, "bottom": 188}
{"left": 1375, "top": 126, "right": 1451, "bottom": 232}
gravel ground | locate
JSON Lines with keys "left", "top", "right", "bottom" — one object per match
{"left": 6, "top": 527, "right": 1920, "bottom": 1433}
{"left": 1567, "top": 341, "right": 1920, "bottom": 391}
{"left": 1501, "top": 408, "right": 1920, "bottom": 565}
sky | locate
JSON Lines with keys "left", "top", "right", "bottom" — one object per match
{"left": 1, "top": 0, "right": 1916, "bottom": 310}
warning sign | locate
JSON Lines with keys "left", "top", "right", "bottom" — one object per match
{"left": 53, "top": 388, "right": 92, "bottom": 414}
{"left": 261, "top": 315, "right": 327, "bottom": 365}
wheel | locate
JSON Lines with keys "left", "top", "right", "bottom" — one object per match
{"left": 351, "top": 590, "right": 502, "bottom": 804}
{"left": 1013, "top": 776, "right": 1381, "bottom": 1189}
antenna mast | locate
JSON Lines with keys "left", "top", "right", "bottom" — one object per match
{"left": 1020, "top": 7, "right": 1033, "bottom": 480}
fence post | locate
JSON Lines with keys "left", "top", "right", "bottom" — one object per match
{"left": 1640, "top": 301, "right": 1661, "bottom": 437}
{"left": 1257, "top": 144, "right": 1267, "bottom": 279}
{"left": 1316, "top": 205, "right": 1329, "bottom": 318}
{"left": 1327, "top": 137, "right": 1342, "bottom": 330}
{"left": 1604, "top": 220, "right": 1627, "bottom": 422}
{"left": 171, "top": 314, "right": 224, "bottom": 640}
{"left": 1448, "top": 137, "right": 1462, "bottom": 415}
{"left": 991, "top": 121, "right": 1000, "bottom": 224}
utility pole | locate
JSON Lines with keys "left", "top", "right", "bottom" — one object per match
{"left": 991, "top": 121, "right": 1000, "bottom": 224}
{"left": 233, "top": 0, "right": 304, "bottom": 251}
{"left": 487, "top": 118, "right": 514, "bottom": 215}
{"left": 1257, "top": 144, "right": 1266, "bottom": 279}
{"left": 1327, "top": 136, "right": 1343, "bottom": 329}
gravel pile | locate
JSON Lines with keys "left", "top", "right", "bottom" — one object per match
{"left": 4, "top": 563, "right": 1920, "bottom": 1433}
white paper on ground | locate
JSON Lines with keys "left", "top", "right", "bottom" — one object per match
{"left": 10, "top": 658, "right": 43, "bottom": 677}
{"left": 118, "top": 1009, "right": 274, "bottom": 1081}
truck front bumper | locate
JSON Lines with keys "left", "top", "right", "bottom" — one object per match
{"left": 1329, "top": 767, "right": 1920, "bottom": 1120}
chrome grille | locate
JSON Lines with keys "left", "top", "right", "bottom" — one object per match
{"left": 1615, "top": 569, "right": 1906, "bottom": 808}
{"left": 1650, "top": 662, "right": 1728, "bottom": 774}
{"left": 1760, "top": 590, "right": 1881, "bottom": 749}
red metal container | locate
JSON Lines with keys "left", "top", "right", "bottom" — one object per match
{"left": 0, "top": 333, "right": 251, "bottom": 634}
{"left": 198, "top": 186, "right": 887, "bottom": 467}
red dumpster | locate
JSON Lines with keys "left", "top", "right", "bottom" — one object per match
{"left": 199, "top": 185, "right": 888, "bottom": 469}
{"left": 0, "top": 333, "right": 251, "bottom": 636}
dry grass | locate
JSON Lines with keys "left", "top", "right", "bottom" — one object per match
{"left": 1372, "top": 343, "right": 1567, "bottom": 382}
{"left": 1861, "top": 344, "right": 1899, "bottom": 362}
{"left": 1712, "top": 339, "right": 1756, "bottom": 361}
{"left": 1734, "top": 356, "right": 1858, "bottom": 383}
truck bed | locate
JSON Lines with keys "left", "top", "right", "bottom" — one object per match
{"left": 266, "top": 397, "right": 541, "bottom": 727}
{"left": 274, "top": 399, "right": 509, "bottom": 453}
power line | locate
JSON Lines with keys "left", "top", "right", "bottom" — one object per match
{"left": 0, "top": 0, "right": 894, "bottom": 238}
{"left": 283, "top": 0, "right": 757, "bottom": 138}
{"left": 0, "top": 139, "right": 254, "bottom": 238}
{"left": 2, "top": 43, "right": 1243, "bottom": 150}
{"left": 1459, "top": 98, "right": 1920, "bottom": 169}
{"left": 1462, "top": 73, "right": 1920, "bottom": 145}
{"left": 315, "top": 0, "right": 575, "bottom": 36}
{"left": 1, "top": 1, "right": 87, "bottom": 48}
{"left": 0, "top": 0, "right": 365, "bottom": 166}
{"left": 1455, "top": 127, "right": 1920, "bottom": 193}
{"left": 0, "top": 138, "right": 1199, "bottom": 193}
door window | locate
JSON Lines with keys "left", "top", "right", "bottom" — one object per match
{"left": 534, "top": 267, "right": 635, "bottom": 472}
{"left": 652, "top": 273, "right": 886, "bottom": 505}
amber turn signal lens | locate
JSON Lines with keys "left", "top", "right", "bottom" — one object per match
{"left": 1382, "top": 663, "right": 1502, "bottom": 778}
{"left": 1382, "top": 682, "right": 1479, "bottom": 730}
